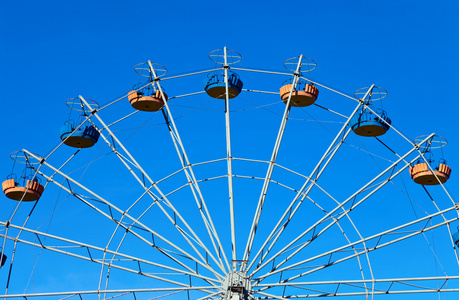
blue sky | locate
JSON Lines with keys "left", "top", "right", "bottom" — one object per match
{"left": 1, "top": 1, "right": 459, "bottom": 299}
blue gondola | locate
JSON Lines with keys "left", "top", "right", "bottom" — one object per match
{"left": 60, "top": 98, "right": 100, "bottom": 148}
{"left": 204, "top": 71, "right": 243, "bottom": 99}
{"left": 0, "top": 252, "right": 6, "bottom": 268}
{"left": 350, "top": 107, "right": 391, "bottom": 137}
{"left": 60, "top": 120, "right": 100, "bottom": 148}
{"left": 453, "top": 227, "right": 459, "bottom": 247}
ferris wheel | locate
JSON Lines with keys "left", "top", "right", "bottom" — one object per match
{"left": 0, "top": 47, "right": 457, "bottom": 300}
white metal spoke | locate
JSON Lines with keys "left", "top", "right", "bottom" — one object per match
{"left": 247, "top": 95, "right": 368, "bottom": 271}
{"left": 39, "top": 170, "right": 211, "bottom": 279}
{"left": 254, "top": 204, "right": 459, "bottom": 284}
{"left": 149, "top": 61, "right": 230, "bottom": 274}
{"left": 90, "top": 109, "right": 215, "bottom": 269}
{"left": 23, "top": 150, "right": 224, "bottom": 280}
{"left": 254, "top": 276, "right": 459, "bottom": 298}
{"left": 0, "top": 222, "right": 219, "bottom": 284}
{"left": 79, "top": 96, "right": 225, "bottom": 277}
{"left": 1, "top": 150, "right": 82, "bottom": 297}
{"left": 252, "top": 161, "right": 412, "bottom": 279}
{"left": 248, "top": 128, "right": 351, "bottom": 271}
{"left": 221, "top": 47, "right": 237, "bottom": 262}
{"left": 0, "top": 286, "right": 217, "bottom": 299}
{"left": 251, "top": 134, "right": 434, "bottom": 277}
{"left": 158, "top": 113, "right": 229, "bottom": 273}
{"left": 0, "top": 233, "right": 216, "bottom": 290}
{"left": 243, "top": 55, "right": 301, "bottom": 264}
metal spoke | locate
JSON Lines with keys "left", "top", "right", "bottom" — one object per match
{"left": 0, "top": 222, "right": 219, "bottom": 286}
{"left": 149, "top": 61, "right": 230, "bottom": 274}
{"left": 251, "top": 133, "right": 435, "bottom": 278}
{"left": 221, "top": 47, "right": 237, "bottom": 262}
{"left": 247, "top": 91, "right": 369, "bottom": 272}
{"left": 79, "top": 96, "right": 224, "bottom": 278}
{"left": 93, "top": 115, "right": 218, "bottom": 272}
{"left": 254, "top": 204, "right": 458, "bottom": 285}
{"left": 0, "top": 286, "right": 217, "bottom": 299}
{"left": 254, "top": 275, "right": 459, "bottom": 298}
{"left": 243, "top": 55, "right": 302, "bottom": 264}
{"left": 22, "top": 150, "right": 224, "bottom": 280}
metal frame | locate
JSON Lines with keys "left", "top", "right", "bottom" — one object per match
{"left": 0, "top": 49, "right": 457, "bottom": 300}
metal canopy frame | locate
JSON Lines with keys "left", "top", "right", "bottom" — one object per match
{"left": 0, "top": 47, "right": 457, "bottom": 300}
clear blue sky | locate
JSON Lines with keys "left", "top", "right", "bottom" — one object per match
{"left": 1, "top": 1, "right": 458, "bottom": 299}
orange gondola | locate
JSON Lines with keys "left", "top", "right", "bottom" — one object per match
{"left": 410, "top": 159, "right": 452, "bottom": 185}
{"left": 128, "top": 89, "right": 167, "bottom": 112}
{"left": 129, "top": 62, "right": 168, "bottom": 112}
{"left": 2, "top": 177, "right": 44, "bottom": 201}
{"left": 279, "top": 79, "right": 319, "bottom": 107}
{"left": 409, "top": 135, "right": 452, "bottom": 185}
{"left": 2, "top": 151, "right": 45, "bottom": 201}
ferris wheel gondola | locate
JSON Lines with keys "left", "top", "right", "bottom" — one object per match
{"left": 279, "top": 56, "right": 319, "bottom": 107}
{"left": 1, "top": 151, "right": 44, "bottom": 201}
{"left": 128, "top": 62, "right": 168, "bottom": 112}
{"left": 349, "top": 86, "right": 392, "bottom": 137}
{"left": 59, "top": 98, "right": 101, "bottom": 148}
{"left": 409, "top": 135, "right": 452, "bottom": 185}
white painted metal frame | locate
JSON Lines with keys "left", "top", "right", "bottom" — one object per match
{"left": 0, "top": 49, "right": 457, "bottom": 300}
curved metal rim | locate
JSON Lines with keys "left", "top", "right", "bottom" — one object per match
{"left": 9, "top": 151, "right": 41, "bottom": 165}
{"left": 414, "top": 134, "right": 448, "bottom": 149}
{"left": 284, "top": 56, "right": 317, "bottom": 73}
{"left": 209, "top": 48, "right": 242, "bottom": 65}
{"left": 65, "top": 97, "right": 100, "bottom": 112}
{"left": 134, "top": 62, "right": 168, "bottom": 78}
{"left": 354, "top": 86, "right": 388, "bottom": 101}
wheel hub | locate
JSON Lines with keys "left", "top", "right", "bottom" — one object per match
{"left": 220, "top": 270, "right": 252, "bottom": 300}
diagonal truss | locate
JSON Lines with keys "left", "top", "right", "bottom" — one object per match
{"left": 246, "top": 86, "right": 374, "bottom": 272}
{"left": 243, "top": 55, "right": 302, "bottom": 264}
{"left": 0, "top": 222, "right": 219, "bottom": 287}
{"left": 252, "top": 204, "right": 459, "bottom": 287}
{"left": 250, "top": 134, "right": 434, "bottom": 280}
{"left": 78, "top": 95, "right": 227, "bottom": 278}
{"left": 254, "top": 276, "right": 459, "bottom": 298}
{"left": 22, "top": 150, "right": 224, "bottom": 281}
